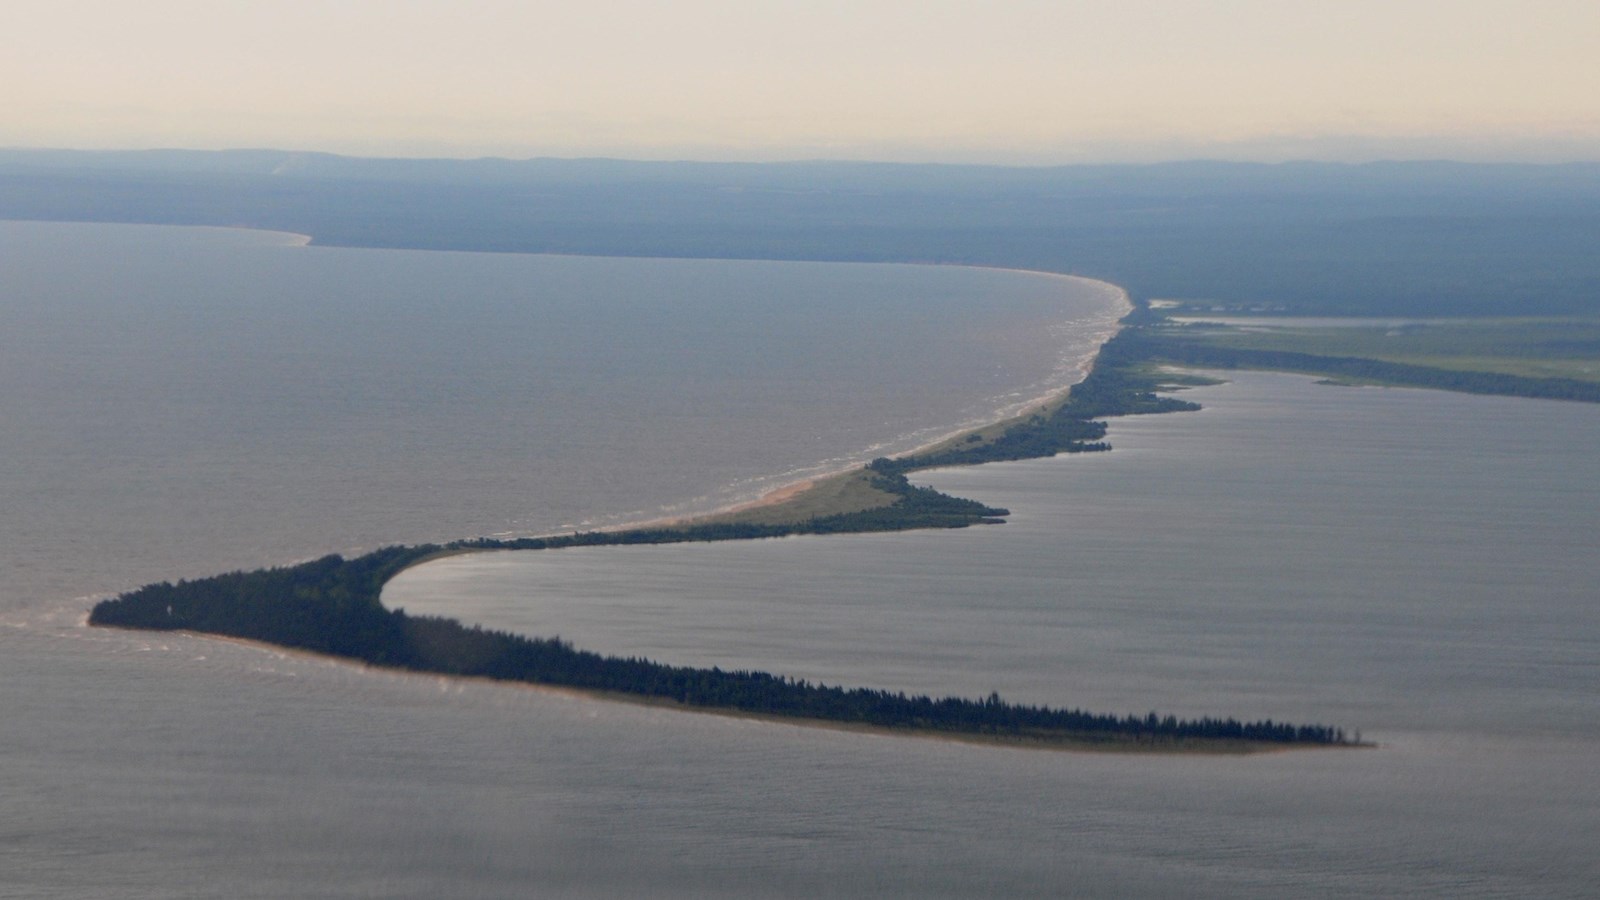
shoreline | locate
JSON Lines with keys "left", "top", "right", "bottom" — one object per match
{"left": 267, "top": 214, "right": 1132, "bottom": 529}
{"left": 561, "top": 279, "right": 1130, "bottom": 536}
{"left": 164, "top": 628, "right": 1349, "bottom": 756}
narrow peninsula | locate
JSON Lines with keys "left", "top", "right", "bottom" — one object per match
{"left": 90, "top": 318, "right": 1358, "bottom": 752}
{"left": 46, "top": 154, "right": 1600, "bottom": 751}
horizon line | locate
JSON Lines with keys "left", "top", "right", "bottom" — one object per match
{"left": 7, "top": 144, "right": 1600, "bottom": 170}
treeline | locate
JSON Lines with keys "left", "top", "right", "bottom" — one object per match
{"left": 89, "top": 551, "right": 1352, "bottom": 747}
{"left": 873, "top": 329, "right": 1202, "bottom": 474}
{"left": 1134, "top": 333, "right": 1600, "bottom": 403}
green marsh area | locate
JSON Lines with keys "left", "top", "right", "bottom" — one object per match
{"left": 1133, "top": 315, "right": 1600, "bottom": 402}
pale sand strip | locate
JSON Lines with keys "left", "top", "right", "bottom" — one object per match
{"left": 635, "top": 273, "right": 1130, "bottom": 531}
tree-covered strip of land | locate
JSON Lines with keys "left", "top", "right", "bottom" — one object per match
{"left": 82, "top": 323, "right": 1369, "bottom": 751}
{"left": 88, "top": 549, "right": 1353, "bottom": 749}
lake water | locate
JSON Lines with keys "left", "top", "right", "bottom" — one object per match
{"left": 387, "top": 374, "right": 1600, "bottom": 897}
{"left": 0, "top": 220, "right": 1120, "bottom": 609}
{"left": 3, "top": 220, "right": 1594, "bottom": 897}
{"left": 2, "top": 219, "right": 1158, "bottom": 898}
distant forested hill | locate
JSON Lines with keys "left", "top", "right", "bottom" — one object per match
{"left": 3, "top": 149, "right": 1598, "bottom": 317}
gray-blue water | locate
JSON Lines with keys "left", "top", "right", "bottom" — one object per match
{"left": 5, "top": 219, "right": 1163, "bottom": 898}
{"left": 4, "top": 220, "right": 1594, "bottom": 896}
{"left": 389, "top": 374, "right": 1600, "bottom": 898}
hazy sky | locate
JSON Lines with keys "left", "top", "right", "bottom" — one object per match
{"left": 6, "top": 0, "right": 1598, "bottom": 163}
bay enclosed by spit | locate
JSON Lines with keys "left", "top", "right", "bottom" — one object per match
{"left": 4, "top": 220, "right": 1596, "bottom": 896}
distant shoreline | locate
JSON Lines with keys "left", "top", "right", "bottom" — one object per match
{"left": 261, "top": 218, "right": 1130, "bottom": 532}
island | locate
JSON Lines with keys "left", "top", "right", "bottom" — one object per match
{"left": 90, "top": 321, "right": 1359, "bottom": 752}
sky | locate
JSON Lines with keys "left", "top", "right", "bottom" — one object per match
{"left": 5, "top": 0, "right": 1599, "bottom": 164}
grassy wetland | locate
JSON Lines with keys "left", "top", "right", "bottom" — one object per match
{"left": 1139, "top": 315, "right": 1600, "bottom": 401}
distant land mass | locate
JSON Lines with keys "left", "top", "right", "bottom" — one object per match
{"left": 4, "top": 149, "right": 1600, "bottom": 317}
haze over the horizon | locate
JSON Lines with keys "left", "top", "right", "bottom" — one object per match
{"left": 6, "top": 1, "right": 1598, "bottom": 165}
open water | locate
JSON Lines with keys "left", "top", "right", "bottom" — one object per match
{"left": 3, "top": 220, "right": 1595, "bottom": 896}
{"left": 390, "top": 373, "right": 1600, "bottom": 898}
{"left": 4, "top": 219, "right": 1144, "bottom": 897}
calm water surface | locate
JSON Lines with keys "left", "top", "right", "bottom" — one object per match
{"left": 5, "top": 220, "right": 1191, "bottom": 898}
{"left": 392, "top": 374, "right": 1600, "bottom": 897}
{"left": 4, "top": 220, "right": 1595, "bottom": 897}
{"left": 1, "top": 220, "right": 1120, "bottom": 608}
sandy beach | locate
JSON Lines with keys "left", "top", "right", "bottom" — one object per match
{"left": 638, "top": 274, "right": 1129, "bottom": 531}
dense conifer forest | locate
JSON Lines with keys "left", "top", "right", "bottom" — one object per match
{"left": 89, "top": 548, "right": 1351, "bottom": 748}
